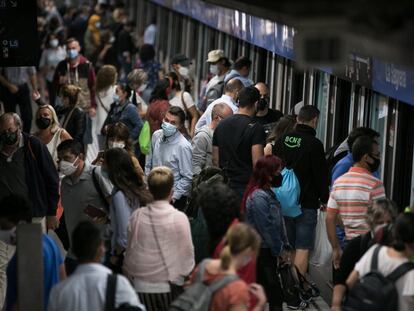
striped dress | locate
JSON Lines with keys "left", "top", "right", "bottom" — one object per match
{"left": 327, "top": 167, "right": 386, "bottom": 240}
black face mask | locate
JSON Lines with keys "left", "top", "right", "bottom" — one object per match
{"left": 257, "top": 98, "right": 268, "bottom": 111}
{"left": 368, "top": 155, "right": 381, "bottom": 173}
{"left": 271, "top": 174, "right": 283, "bottom": 188}
{"left": 36, "top": 117, "right": 51, "bottom": 130}
{"left": 0, "top": 131, "right": 19, "bottom": 147}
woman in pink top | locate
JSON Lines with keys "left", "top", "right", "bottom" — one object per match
{"left": 123, "top": 166, "right": 195, "bottom": 311}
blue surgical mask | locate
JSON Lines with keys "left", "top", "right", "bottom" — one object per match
{"left": 67, "top": 48, "right": 79, "bottom": 60}
{"left": 113, "top": 94, "right": 120, "bottom": 103}
{"left": 161, "top": 121, "right": 177, "bottom": 137}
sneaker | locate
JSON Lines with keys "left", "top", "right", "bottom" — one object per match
{"left": 299, "top": 288, "right": 313, "bottom": 303}
{"left": 286, "top": 299, "right": 308, "bottom": 310}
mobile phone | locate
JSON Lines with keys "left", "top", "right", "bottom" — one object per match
{"left": 84, "top": 205, "right": 107, "bottom": 219}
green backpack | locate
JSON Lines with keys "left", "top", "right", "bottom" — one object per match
{"left": 138, "top": 121, "right": 151, "bottom": 155}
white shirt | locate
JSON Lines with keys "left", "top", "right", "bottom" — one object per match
{"left": 39, "top": 47, "right": 67, "bottom": 82}
{"left": 144, "top": 24, "right": 157, "bottom": 45}
{"left": 195, "top": 94, "right": 238, "bottom": 129}
{"left": 95, "top": 85, "right": 116, "bottom": 135}
{"left": 355, "top": 245, "right": 414, "bottom": 311}
{"left": 48, "top": 263, "right": 144, "bottom": 311}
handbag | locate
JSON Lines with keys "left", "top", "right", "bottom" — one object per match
{"left": 148, "top": 206, "right": 184, "bottom": 299}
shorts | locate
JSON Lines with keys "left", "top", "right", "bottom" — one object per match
{"left": 284, "top": 208, "right": 317, "bottom": 250}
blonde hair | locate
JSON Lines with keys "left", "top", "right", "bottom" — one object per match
{"left": 36, "top": 105, "right": 60, "bottom": 134}
{"left": 127, "top": 69, "right": 148, "bottom": 88}
{"left": 60, "top": 84, "right": 81, "bottom": 107}
{"left": 147, "top": 166, "right": 174, "bottom": 200}
{"left": 219, "top": 223, "right": 261, "bottom": 270}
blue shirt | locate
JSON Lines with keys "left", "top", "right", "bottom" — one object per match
{"left": 6, "top": 235, "right": 63, "bottom": 311}
{"left": 331, "top": 152, "right": 380, "bottom": 186}
{"left": 223, "top": 69, "right": 254, "bottom": 87}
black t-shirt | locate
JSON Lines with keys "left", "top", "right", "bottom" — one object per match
{"left": 334, "top": 233, "right": 372, "bottom": 285}
{"left": 255, "top": 109, "right": 283, "bottom": 136}
{"left": 213, "top": 114, "right": 266, "bottom": 185}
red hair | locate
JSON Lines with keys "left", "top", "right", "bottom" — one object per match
{"left": 241, "top": 155, "right": 283, "bottom": 213}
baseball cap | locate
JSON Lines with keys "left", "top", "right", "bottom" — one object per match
{"left": 171, "top": 54, "right": 191, "bottom": 66}
{"left": 206, "top": 49, "right": 225, "bottom": 63}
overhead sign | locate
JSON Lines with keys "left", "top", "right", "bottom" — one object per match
{"left": 0, "top": 0, "right": 39, "bottom": 67}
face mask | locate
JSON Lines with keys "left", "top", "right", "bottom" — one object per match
{"left": 368, "top": 155, "right": 381, "bottom": 173}
{"left": 209, "top": 64, "right": 218, "bottom": 75}
{"left": 0, "top": 131, "right": 19, "bottom": 147}
{"left": 257, "top": 98, "right": 268, "bottom": 111}
{"left": 113, "top": 94, "right": 120, "bottom": 103}
{"left": 271, "top": 174, "right": 283, "bottom": 188}
{"left": 36, "top": 117, "right": 51, "bottom": 130}
{"left": 108, "top": 141, "right": 125, "bottom": 149}
{"left": 50, "top": 39, "right": 59, "bottom": 48}
{"left": 178, "top": 66, "right": 189, "bottom": 78}
{"left": 95, "top": 22, "right": 101, "bottom": 29}
{"left": 161, "top": 121, "right": 177, "bottom": 137}
{"left": 138, "top": 84, "right": 147, "bottom": 92}
{"left": 109, "top": 36, "right": 115, "bottom": 44}
{"left": 67, "top": 48, "right": 79, "bottom": 60}
{"left": 0, "top": 227, "right": 16, "bottom": 245}
{"left": 59, "top": 156, "right": 79, "bottom": 176}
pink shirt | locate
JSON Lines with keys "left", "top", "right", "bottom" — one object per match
{"left": 123, "top": 200, "right": 195, "bottom": 284}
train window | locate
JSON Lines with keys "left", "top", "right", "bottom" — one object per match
{"left": 314, "top": 71, "right": 330, "bottom": 145}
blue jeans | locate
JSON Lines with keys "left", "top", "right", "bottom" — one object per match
{"left": 284, "top": 208, "right": 318, "bottom": 250}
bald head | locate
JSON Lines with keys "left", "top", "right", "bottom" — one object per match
{"left": 224, "top": 78, "right": 244, "bottom": 94}
{"left": 255, "top": 82, "right": 269, "bottom": 97}
{"left": 211, "top": 103, "right": 233, "bottom": 129}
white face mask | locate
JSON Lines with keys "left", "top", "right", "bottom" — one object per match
{"left": 108, "top": 141, "right": 125, "bottom": 149}
{"left": 0, "top": 227, "right": 16, "bottom": 245}
{"left": 50, "top": 39, "right": 59, "bottom": 48}
{"left": 138, "top": 84, "right": 147, "bottom": 93}
{"left": 209, "top": 64, "right": 218, "bottom": 75}
{"left": 59, "top": 157, "right": 79, "bottom": 176}
{"left": 178, "top": 66, "right": 189, "bottom": 78}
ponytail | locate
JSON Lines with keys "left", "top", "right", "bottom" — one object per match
{"left": 219, "top": 245, "right": 232, "bottom": 270}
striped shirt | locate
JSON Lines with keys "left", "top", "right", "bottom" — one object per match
{"left": 327, "top": 166, "right": 386, "bottom": 240}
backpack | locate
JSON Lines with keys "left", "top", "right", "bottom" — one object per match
{"left": 277, "top": 263, "right": 307, "bottom": 308}
{"left": 273, "top": 167, "right": 302, "bottom": 217}
{"left": 205, "top": 81, "right": 224, "bottom": 107}
{"left": 343, "top": 245, "right": 414, "bottom": 311}
{"left": 105, "top": 274, "right": 144, "bottom": 311}
{"left": 138, "top": 121, "right": 151, "bottom": 155}
{"left": 169, "top": 260, "right": 239, "bottom": 311}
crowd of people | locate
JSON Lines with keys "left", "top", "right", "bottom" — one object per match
{"left": 0, "top": 1, "right": 414, "bottom": 311}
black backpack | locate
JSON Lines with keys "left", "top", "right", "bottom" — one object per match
{"left": 325, "top": 143, "right": 348, "bottom": 184}
{"left": 205, "top": 81, "right": 224, "bottom": 107}
{"left": 343, "top": 245, "right": 414, "bottom": 311}
{"left": 169, "top": 260, "right": 239, "bottom": 311}
{"left": 105, "top": 274, "right": 144, "bottom": 311}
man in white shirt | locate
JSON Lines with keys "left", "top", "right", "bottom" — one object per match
{"left": 196, "top": 78, "right": 243, "bottom": 129}
{"left": 48, "top": 221, "right": 144, "bottom": 311}
{"left": 143, "top": 18, "right": 157, "bottom": 45}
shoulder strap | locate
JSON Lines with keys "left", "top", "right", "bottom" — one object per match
{"left": 105, "top": 274, "right": 117, "bottom": 311}
{"left": 147, "top": 205, "right": 171, "bottom": 281}
{"left": 195, "top": 259, "right": 209, "bottom": 282}
{"left": 370, "top": 245, "right": 382, "bottom": 271}
{"left": 208, "top": 274, "right": 239, "bottom": 293}
{"left": 180, "top": 91, "right": 188, "bottom": 111}
{"left": 97, "top": 94, "right": 110, "bottom": 113}
{"left": 387, "top": 262, "right": 414, "bottom": 283}
{"left": 92, "top": 167, "right": 109, "bottom": 210}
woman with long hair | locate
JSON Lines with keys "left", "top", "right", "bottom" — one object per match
{"left": 59, "top": 84, "right": 87, "bottom": 145}
{"left": 187, "top": 223, "right": 267, "bottom": 311}
{"left": 167, "top": 71, "right": 199, "bottom": 138}
{"left": 34, "top": 104, "right": 72, "bottom": 165}
{"left": 243, "top": 155, "right": 294, "bottom": 311}
{"left": 264, "top": 115, "right": 296, "bottom": 155}
{"left": 146, "top": 79, "right": 171, "bottom": 134}
{"left": 95, "top": 65, "right": 117, "bottom": 148}
{"left": 93, "top": 122, "right": 144, "bottom": 177}
{"left": 104, "top": 148, "right": 152, "bottom": 270}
